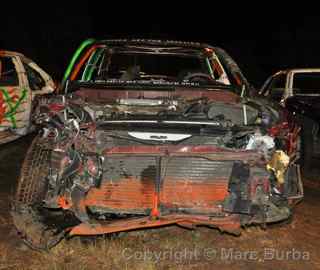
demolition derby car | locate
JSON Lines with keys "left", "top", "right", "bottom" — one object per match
{"left": 12, "top": 39, "right": 303, "bottom": 249}
{"left": 0, "top": 51, "right": 55, "bottom": 144}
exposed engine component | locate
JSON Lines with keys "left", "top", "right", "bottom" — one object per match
{"left": 246, "top": 132, "right": 275, "bottom": 159}
{"left": 67, "top": 96, "right": 268, "bottom": 129}
{"left": 206, "top": 102, "right": 259, "bottom": 125}
{"left": 117, "top": 98, "right": 178, "bottom": 107}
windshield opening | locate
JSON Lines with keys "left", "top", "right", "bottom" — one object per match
{"left": 82, "top": 47, "right": 229, "bottom": 86}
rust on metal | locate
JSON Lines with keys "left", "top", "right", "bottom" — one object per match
{"left": 69, "top": 214, "right": 241, "bottom": 236}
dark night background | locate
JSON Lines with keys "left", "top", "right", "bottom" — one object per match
{"left": 1, "top": 4, "right": 319, "bottom": 88}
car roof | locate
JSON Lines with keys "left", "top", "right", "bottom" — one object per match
{"left": 0, "top": 50, "right": 35, "bottom": 64}
{"left": 274, "top": 68, "right": 320, "bottom": 75}
{"left": 62, "top": 38, "right": 252, "bottom": 94}
{"left": 95, "top": 39, "right": 214, "bottom": 50}
{"left": 288, "top": 68, "right": 320, "bottom": 73}
{"left": 0, "top": 50, "right": 26, "bottom": 57}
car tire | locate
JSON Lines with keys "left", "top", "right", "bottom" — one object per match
{"left": 15, "top": 135, "right": 50, "bottom": 204}
{"left": 12, "top": 136, "right": 65, "bottom": 250}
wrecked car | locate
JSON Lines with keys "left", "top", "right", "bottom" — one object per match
{"left": 259, "top": 69, "right": 320, "bottom": 166}
{"left": 12, "top": 39, "right": 303, "bottom": 249}
{"left": 0, "top": 51, "right": 55, "bottom": 144}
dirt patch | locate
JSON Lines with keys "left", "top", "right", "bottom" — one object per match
{"left": 1, "top": 198, "right": 320, "bottom": 270}
{"left": 0, "top": 137, "right": 320, "bottom": 269}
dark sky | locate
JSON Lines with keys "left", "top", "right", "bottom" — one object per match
{"left": 1, "top": 4, "right": 320, "bottom": 87}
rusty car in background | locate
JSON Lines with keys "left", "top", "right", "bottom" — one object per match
{"left": 0, "top": 51, "right": 55, "bottom": 144}
{"left": 12, "top": 39, "right": 303, "bottom": 249}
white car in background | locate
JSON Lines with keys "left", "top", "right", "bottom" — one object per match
{"left": 259, "top": 68, "right": 320, "bottom": 166}
{"left": 0, "top": 51, "right": 55, "bottom": 144}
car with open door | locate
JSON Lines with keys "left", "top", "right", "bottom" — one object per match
{"left": 0, "top": 51, "right": 55, "bottom": 144}
{"left": 12, "top": 39, "right": 303, "bottom": 249}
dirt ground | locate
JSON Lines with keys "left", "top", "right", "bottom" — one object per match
{"left": 0, "top": 135, "right": 320, "bottom": 270}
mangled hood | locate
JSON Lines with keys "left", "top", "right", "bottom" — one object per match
{"left": 32, "top": 86, "right": 283, "bottom": 163}
{"left": 67, "top": 86, "right": 279, "bottom": 130}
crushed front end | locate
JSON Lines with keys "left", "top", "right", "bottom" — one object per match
{"left": 11, "top": 90, "right": 303, "bottom": 249}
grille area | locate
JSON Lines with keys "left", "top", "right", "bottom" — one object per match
{"left": 86, "top": 155, "right": 233, "bottom": 215}
{"left": 103, "top": 156, "right": 233, "bottom": 182}
{"left": 104, "top": 156, "right": 156, "bottom": 181}
{"left": 165, "top": 157, "right": 233, "bottom": 181}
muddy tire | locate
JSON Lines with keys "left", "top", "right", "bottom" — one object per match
{"left": 15, "top": 135, "right": 50, "bottom": 205}
{"left": 12, "top": 136, "right": 64, "bottom": 250}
